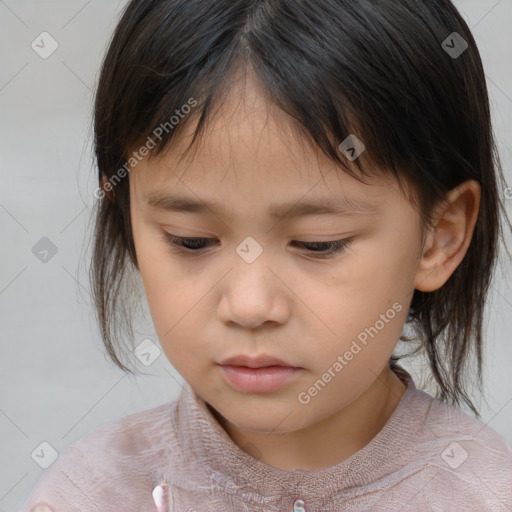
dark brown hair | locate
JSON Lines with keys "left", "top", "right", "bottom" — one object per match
{"left": 90, "top": 0, "right": 511, "bottom": 418}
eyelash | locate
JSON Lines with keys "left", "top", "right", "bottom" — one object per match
{"left": 161, "top": 233, "right": 352, "bottom": 259}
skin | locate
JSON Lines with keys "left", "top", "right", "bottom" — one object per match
{"left": 128, "top": 71, "right": 481, "bottom": 471}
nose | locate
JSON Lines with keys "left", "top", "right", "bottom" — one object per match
{"left": 216, "top": 251, "right": 290, "bottom": 329}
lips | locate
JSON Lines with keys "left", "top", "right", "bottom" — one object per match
{"left": 217, "top": 354, "right": 303, "bottom": 393}
{"left": 218, "top": 365, "right": 302, "bottom": 393}
{"left": 218, "top": 354, "right": 298, "bottom": 369}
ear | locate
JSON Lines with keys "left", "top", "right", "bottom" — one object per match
{"left": 414, "top": 180, "right": 481, "bottom": 292}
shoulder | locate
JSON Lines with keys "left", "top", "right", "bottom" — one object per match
{"left": 21, "top": 401, "right": 178, "bottom": 512}
{"left": 409, "top": 388, "right": 512, "bottom": 510}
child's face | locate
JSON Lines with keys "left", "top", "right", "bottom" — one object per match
{"left": 129, "top": 76, "right": 424, "bottom": 434}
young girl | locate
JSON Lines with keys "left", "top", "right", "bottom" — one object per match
{"left": 23, "top": 0, "right": 512, "bottom": 511}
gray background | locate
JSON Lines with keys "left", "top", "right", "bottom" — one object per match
{"left": 0, "top": 1, "right": 511, "bottom": 511}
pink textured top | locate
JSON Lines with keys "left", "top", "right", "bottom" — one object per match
{"left": 22, "top": 370, "right": 512, "bottom": 512}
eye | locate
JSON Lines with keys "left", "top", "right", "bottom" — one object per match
{"left": 161, "top": 233, "right": 352, "bottom": 258}
{"left": 290, "top": 239, "right": 352, "bottom": 258}
{"left": 161, "top": 234, "right": 215, "bottom": 252}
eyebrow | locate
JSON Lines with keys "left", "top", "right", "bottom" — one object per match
{"left": 145, "top": 192, "right": 380, "bottom": 218}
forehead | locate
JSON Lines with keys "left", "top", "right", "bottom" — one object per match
{"left": 129, "top": 73, "right": 397, "bottom": 211}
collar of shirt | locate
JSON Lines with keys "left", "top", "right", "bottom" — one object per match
{"left": 169, "top": 370, "right": 421, "bottom": 507}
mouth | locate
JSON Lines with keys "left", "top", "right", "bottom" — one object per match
{"left": 218, "top": 354, "right": 299, "bottom": 369}
{"left": 218, "top": 362, "right": 302, "bottom": 393}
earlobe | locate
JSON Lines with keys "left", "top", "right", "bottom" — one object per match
{"left": 414, "top": 180, "right": 481, "bottom": 292}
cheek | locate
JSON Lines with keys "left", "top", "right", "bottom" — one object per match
{"left": 315, "top": 252, "right": 409, "bottom": 325}
{"left": 306, "top": 242, "right": 414, "bottom": 364}
{"left": 135, "top": 237, "right": 210, "bottom": 354}
{"left": 345, "top": 229, "right": 418, "bottom": 301}
{"left": 132, "top": 228, "right": 182, "bottom": 330}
